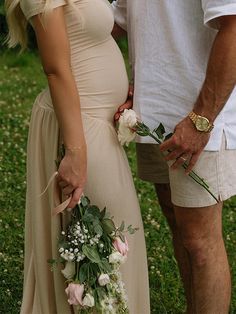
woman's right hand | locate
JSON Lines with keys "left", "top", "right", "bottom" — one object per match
{"left": 57, "top": 143, "right": 87, "bottom": 209}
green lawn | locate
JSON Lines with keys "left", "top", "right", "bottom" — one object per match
{"left": 0, "top": 50, "right": 236, "bottom": 313}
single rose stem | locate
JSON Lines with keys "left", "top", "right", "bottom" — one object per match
{"left": 181, "top": 163, "right": 219, "bottom": 202}
{"left": 135, "top": 123, "right": 219, "bottom": 203}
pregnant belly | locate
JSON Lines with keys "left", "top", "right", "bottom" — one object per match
{"left": 71, "top": 39, "right": 129, "bottom": 108}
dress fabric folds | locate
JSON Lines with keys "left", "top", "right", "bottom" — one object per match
{"left": 20, "top": 0, "right": 150, "bottom": 313}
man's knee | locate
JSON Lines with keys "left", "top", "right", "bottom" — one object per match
{"left": 181, "top": 236, "right": 211, "bottom": 267}
{"left": 174, "top": 203, "right": 224, "bottom": 267}
{"left": 180, "top": 227, "right": 223, "bottom": 268}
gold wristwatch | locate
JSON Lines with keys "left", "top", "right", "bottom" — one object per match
{"left": 188, "top": 111, "right": 214, "bottom": 132}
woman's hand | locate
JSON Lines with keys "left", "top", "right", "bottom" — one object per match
{"left": 57, "top": 143, "right": 87, "bottom": 209}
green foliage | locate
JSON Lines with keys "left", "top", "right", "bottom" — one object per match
{"left": 0, "top": 3, "right": 4, "bottom": 15}
{"left": 153, "top": 123, "right": 165, "bottom": 141}
{"left": 0, "top": 5, "right": 7, "bottom": 47}
{"left": 1, "top": 50, "right": 236, "bottom": 314}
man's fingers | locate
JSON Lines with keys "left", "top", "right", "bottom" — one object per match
{"left": 114, "top": 112, "right": 121, "bottom": 123}
{"left": 165, "top": 149, "right": 185, "bottom": 161}
{"left": 159, "top": 137, "right": 174, "bottom": 152}
{"left": 114, "top": 99, "right": 133, "bottom": 122}
{"left": 119, "top": 99, "right": 133, "bottom": 111}
{"left": 67, "top": 187, "right": 83, "bottom": 209}
{"left": 171, "top": 155, "right": 190, "bottom": 169}
{"left": 185, "top": 152, "right": 201, "bottom": 174}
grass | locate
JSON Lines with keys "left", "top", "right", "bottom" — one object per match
{"left": 0, "top": 50, "right": 236, "bottom": 313}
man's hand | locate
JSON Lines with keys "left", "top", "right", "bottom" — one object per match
{"left": 160, "top": 116, "right": 210, "bottom": 173}
{"left": 112, "top": 23, "right": 127, "bottom": 40}
{"left": 114, "top": 85, "right": 134, "bottom": 123}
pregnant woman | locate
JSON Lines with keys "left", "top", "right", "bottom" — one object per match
{"left": 5, "top": 0, "right": 150, "bottom": 313}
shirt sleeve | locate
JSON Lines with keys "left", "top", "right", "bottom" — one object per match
{"left": 20, "top": 0, "right": 66, "bottom": 21}
{"left": 111, "top": 0, "right": 127, "bottom": 31}
{"left": 202, "top": 0, "right": 236, "bottom": 29}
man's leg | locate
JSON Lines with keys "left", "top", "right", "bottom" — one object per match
{"left": 174, "top": 202, "right": 231, "bottom": 314}
{"left": 136, "top": 143, "right": 194, "bottom": 311}
{"left": 154, "top": 183, "right": 193, "bottom": 313}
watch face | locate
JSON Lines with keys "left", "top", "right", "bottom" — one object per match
{"left": 195, "top": 117, "right": 209, "bottom": 131}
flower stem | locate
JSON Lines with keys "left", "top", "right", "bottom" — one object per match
{"left": 135, "top": 122, "right": 219, "bottom": 203}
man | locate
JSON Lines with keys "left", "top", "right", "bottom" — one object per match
{"left": 112, "top": 1, "right": 236, "bottom": 313}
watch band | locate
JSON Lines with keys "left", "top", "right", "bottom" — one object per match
{"left": 188, "top": 111, "right": 214, "bottom": 132}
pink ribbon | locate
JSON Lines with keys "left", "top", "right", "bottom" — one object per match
{"left": 39, "top": 171, "right": 72, "bottom": 216}
{"left": 52, "top": 197, "right": 72, "bottom": 216}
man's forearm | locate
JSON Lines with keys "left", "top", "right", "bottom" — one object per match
{"left": 112, "top": 23, "right": 127, "bottom": 40}
{"left": 193, "top": 16, "right": 236, "bottom": 122}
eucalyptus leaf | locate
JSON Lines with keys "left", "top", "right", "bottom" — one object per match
{"left": 79, "top": 263, "right": 89, "bottom": 283}
{"left": 88, "top": 205, "right": 101, "bottom": 218}
{"left": 129, "top": 229, "right": 135, "bottom": 234}
{"left": 93, "top": 221, "right": 103, "bottom": 236}
{"left": 81, "top": 196, "right": 90, "bottom": 207}
{"left": 90, "top": 262, "right": 99, "bottom": 275}
{"left": 119, "top": 233, "right": 125, "bottom": 242}
{"left": 82, "top": 213, "right": 94, "bottom": 223}
{"left": 100, "top": 207, "right": 106, "bottom": 219}
{"left": 82, "top": 245, "right": 101, "bottom": 263}
{"left": 102, "top": 218, "right": 116, "bottom": 234}
{"left": 99, "top": 259, "right": 112, "bottom": 273}
{"left": 96, "top": 287, "right": 106, "bottom": 301}
{"left": 127, "top": 225, "right": 138, "bottom": 235}
{"left": 119, "top": 221, "right": 125, "bottom": 232}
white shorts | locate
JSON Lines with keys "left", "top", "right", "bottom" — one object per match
{"left": 136, "top": 134, "right": 236, "bottom": 208}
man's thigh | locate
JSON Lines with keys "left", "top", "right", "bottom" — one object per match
{"left": 136, "top": 143, "right": 169, "bottom": 184}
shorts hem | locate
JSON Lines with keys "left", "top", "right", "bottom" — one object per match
{"left": 137, "top": 173, "right": 170, "bottom": 185}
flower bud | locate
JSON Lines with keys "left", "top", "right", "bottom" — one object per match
{"left": 98, "top": 273, "right": 110, "bottom": 286}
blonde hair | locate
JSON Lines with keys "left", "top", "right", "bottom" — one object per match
{"left": 5, "top": 0, "right": 28, "bottom": 50}
{"left": 5, "top": 0, "right": 75, "bottom": 50}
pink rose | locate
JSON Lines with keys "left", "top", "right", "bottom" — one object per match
{"left": 113, "top": 237, "right": 129, "bottom": 256}
{"left": 65, "top": 283, "right": 84, "bottom": 306}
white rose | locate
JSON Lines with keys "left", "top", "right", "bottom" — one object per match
{"left": 61, "top": 262, "right": 76, "bottom": 280}
{"left": 117, "top": 122, "right": 136, "bottom": 146}
{"left": 122, "top": 109, "right": 137, "bottom": 128}
{"left": 98, "top": 273, "right": 110, "bottom": 286}
{"left": 109, "top": 251, "right": 127, "bottom": 264}
{"left": 82, "top": 293, "right": 95, "bottom": 307}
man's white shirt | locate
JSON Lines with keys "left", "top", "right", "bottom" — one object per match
{"left": 111, "top": 0, "right": 236, "bottom": 150}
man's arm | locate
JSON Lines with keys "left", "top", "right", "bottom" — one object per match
{"left": 111, "top": 1, "right": 131, "bottom": 121}
{"left": 160, "top": 15, "right": 236, "bottom": 173}
{"left": 112, "top": 22, "right": 127, "bottom": 40}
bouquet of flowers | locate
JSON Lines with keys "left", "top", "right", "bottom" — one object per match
{"left": 50, "top": 194, "right": 137, "bottom": 313}
{"left": 117, "top": 109, "right": 218, "bottom": 202}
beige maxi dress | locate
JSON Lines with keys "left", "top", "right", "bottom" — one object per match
{"left": 19, "top": 0, "right": 150, "bottom": 313}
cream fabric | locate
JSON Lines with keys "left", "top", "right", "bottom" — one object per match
{"left": 111, "top": 0, "right": 236, "bottom": 150}
{"left": 136, "top": 134, "right": 236, "bottom": 207}
{"left": 20, "top": 0, "right": 66, "bottom": 20}
{"left": 20, "top": 1, "right": 150, "bottom": 313}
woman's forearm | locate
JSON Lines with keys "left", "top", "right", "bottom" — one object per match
{"left": 46, "top": 69, "right": 86, "bottom": 149}
{"left": 32, "top": 8, "right": 86, "bottom": 149}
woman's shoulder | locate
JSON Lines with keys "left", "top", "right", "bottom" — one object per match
{"left": 20, "top": 0, "right": 67, "bottom": 21}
